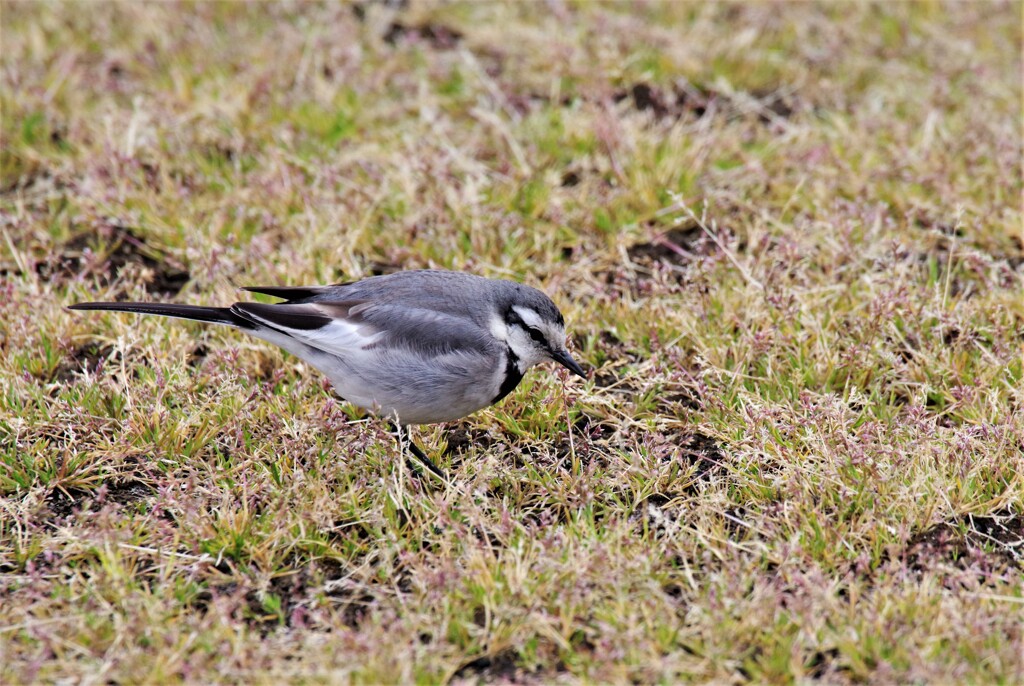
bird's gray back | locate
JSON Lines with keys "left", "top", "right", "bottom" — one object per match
{"left": 301, "top": 270, "right": 559, "bottom": 325}
{"left": 308, "top": 270, "right": 492, "bottom": 306}
{"left": 292, "top": 270, "right": 532, "bottom": 325}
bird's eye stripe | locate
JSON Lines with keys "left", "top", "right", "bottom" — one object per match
{"left": 527, "top": 327, "right": 547, "bottom": 345}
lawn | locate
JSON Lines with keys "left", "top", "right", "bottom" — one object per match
{"left": 2, "top": 1, "right": 1022, "bottom": 683}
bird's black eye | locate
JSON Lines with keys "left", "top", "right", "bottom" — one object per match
{"left": 505, "top": 308, "right": 550, "bottom": 349}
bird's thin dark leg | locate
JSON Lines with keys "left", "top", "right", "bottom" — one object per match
{"left": 388, "top": 422, "right": 446, "bottom": 479}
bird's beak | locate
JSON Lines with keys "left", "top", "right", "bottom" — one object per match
{"left": 551, "top": 349, "right": 587, "bottom": 378}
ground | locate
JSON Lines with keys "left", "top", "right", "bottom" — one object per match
{"left": 2, "top": 2, "right": 1023, "bottom": 683}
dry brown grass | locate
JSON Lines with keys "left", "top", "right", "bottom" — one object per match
{"left": 2, "top": 1, "right": 1023, "bottom": 683}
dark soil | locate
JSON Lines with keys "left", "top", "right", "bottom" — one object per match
{"left": 452, "top": 649, "right": 523, "bottom": 683}
{"left": 383, "top": 21, "right": 463, "bottom": 49}
{"left": 51, "top": 341, "right": 117, "bottom": 383}
{"left": 46, "top": 479, "right": 155, "bottom": 520}
{"left": 38, "top": 223, "right": 190, "bottom": 296}
{"left": 627, "top": 222, "right": 716, "bottom": 268}
{"left": 905, "top": 509, "right": 1024, "bottom": 573}
{"left": 674, "top": 432, "right": 725, "bottom": 484}
{"left": 614, "top": 81, "right": 796, "bottom": 124}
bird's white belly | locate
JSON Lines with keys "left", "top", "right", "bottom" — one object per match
{"left": 250, "top": 323, "right": 512, "bottom": 425}
{"left": 323, "top": 349, "right": 508, "bottom": 425}
{"left": 328, "top": 370, "right": 503, "bottom": 425}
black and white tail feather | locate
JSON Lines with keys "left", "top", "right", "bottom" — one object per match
{"left": 69, "top": 269, "right": 587, "bottom": 479}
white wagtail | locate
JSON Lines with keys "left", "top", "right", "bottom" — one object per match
{"left": 69, "top": 269, "right": 587, "bottom": 477}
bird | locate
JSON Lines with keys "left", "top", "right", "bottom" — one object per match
{"left": 68, "top": 269, "right": 587, "bottom": 478}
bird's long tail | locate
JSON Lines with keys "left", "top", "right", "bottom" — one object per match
{"left": 67, "top": 302, "right": 246, "bottom": 328}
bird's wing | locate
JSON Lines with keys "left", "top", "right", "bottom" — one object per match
{"left": 243, "top": 271, "right": 493, "bottom": 312}
{"left": 231, "top": 301, "right": 380, "bottom": 356}
{"left": 230, "top": 300, "right": 497, "bottom": 359}
{"left": 241, "top": 285, "right": 341, "bottom": 302}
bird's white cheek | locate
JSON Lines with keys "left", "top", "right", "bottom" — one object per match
{"left": 506, "top": 329, "right": 547, "bottom": 369}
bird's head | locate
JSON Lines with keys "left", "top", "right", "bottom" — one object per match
{"left": 492, "top": 287, "right": 586, "bottom": 378}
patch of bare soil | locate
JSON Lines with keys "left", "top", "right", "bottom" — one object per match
{"left": 805, "top": 648, "right": 845, "bottom": 680}
{"left": 443, "top": 423, "right": 497, "bottom": 457}
{"left": 674, "top": 432, "right": 725, "bottom": 485}
{"left": 614, "top": 82, "right": 796, "bottom": 124}
{"left": 550, "top": 412, "right": 619, "bottom": 471}
{"left": 627, "top": 221, "right": 717, "bottom": 270}
{"left": 630, "top": 433, "right": 727, "bottom": 536}
{"left": 37, "top": 223, "right": 190, "bottom": 297}
{"left": 49, "top": 341, "right": 117, "bottom": 384}
{"left": 191, "top": 557, "right": 375, "bottom": 633}
{"left": 560, "top": 170, "right": 581, "bottom": 187}
{"left": 1005, "top": 236, "right": 1024, "bottom": 271}
{"left": 45, "top": 479, "right": 155, "bottom": 521}
{"left": 589, "top": 331, "right": 643, "bottom": 390}
{"left": 905, "top": 509, "right": 1024, "bottom": 576}
{"left": 614, "top": 82, "right": 712, "bottom": 121}
{"left": 324, "top": 582, "right": 377, "bottom": 630}
{"left": 452, "top": 649, "right": 531, "bottom": 685}
{"left": 660, "top": 385, "right": 701, "bottom": 412}
{"left": 570, "top": 413, "right": 617, "bottom": 443}
{"left": 911, "top": 211, "right": 1023, "bottom": 273}
{"left": 597, "top": 219, "right": 724, "bottom": 298}
{"left": 187, "top": 343, "right": 210, "bottom": 367}
{"left": 383, "top": 21, "right": 463, "bottom": 49}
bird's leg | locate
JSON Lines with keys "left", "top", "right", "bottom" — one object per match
{"left": 388, "top": 422, "right": 446, "bottom": 480}
{"left": 405, "top": 439, "right": 447, "bottom": 480}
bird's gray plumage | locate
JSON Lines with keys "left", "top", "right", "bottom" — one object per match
{"left": 245, "top": 270, "right": 565, "bottom": 330}
{"left": 69, "top": 270, "right": 585, "bottom": 428}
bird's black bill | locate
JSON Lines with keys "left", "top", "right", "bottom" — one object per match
{"left": 551, "top": 349, "right": 587, "bottom": 378}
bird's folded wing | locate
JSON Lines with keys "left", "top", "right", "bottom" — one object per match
{"left": 241, "top": 285, "right": 340, "bottom": 302}
{"left": 230, "top": 301, "right": 495, "bottom": 359}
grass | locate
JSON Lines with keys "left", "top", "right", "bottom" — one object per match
{"left": 2, "top": 1, "right": 1022, "bottom": 683}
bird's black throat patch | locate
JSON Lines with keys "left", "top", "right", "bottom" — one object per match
{"left": 493, "top": 346, "right": 524, "bottom": 403}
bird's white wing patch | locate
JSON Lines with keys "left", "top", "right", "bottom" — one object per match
{"left": 233, "top": 302, "right": 384, "bottom": 358}
{"left": 290, "top": 318, "right": 384, "bottom": 357}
